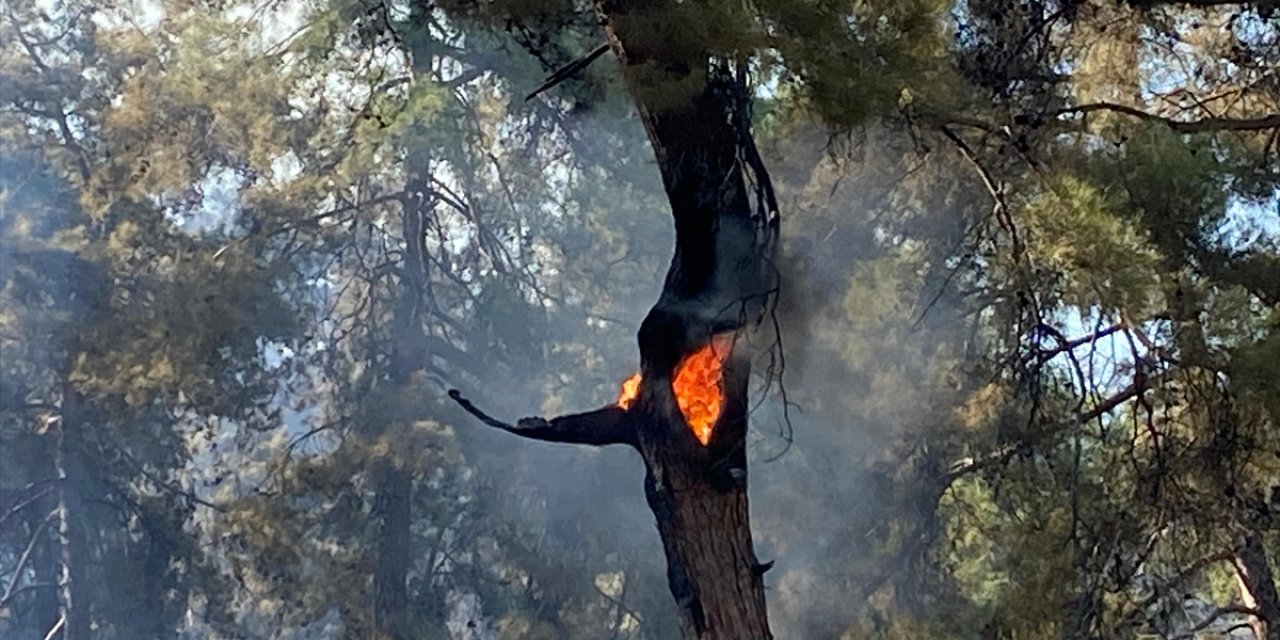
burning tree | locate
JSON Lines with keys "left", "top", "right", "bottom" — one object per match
{"left": 449, "top": 1, "right": 782, "bottom": 637}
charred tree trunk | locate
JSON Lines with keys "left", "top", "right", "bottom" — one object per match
{"left": 450, "top": 2, "right": 779, "bottom": 637}
{"left": 594, "top": 3, "right": 778, "bottom": 636}
{"left": 451, "top": 345, "right": 774, "bottom": 640}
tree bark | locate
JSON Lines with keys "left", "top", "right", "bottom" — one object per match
{"left": 632, "top": 351, "right": 772, "bottom": 639}
{"left": 451, "top": 350, "right": 774, "bottom": 640}
{"left": 371, "top": 463, "right": 411, "bottom": 640}
{"left": 1234, "top": 530, "right": 1280, "bottom": 640}
{"left": 597, "top": 5, "right": 777, "bottom": 635}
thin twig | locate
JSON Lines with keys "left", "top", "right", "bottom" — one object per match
{"left": 42, "top": 616, "right": 65, "bottom": 640}
{"left": 0, "top": 508, "right": 56, "bottom": 605}
{"left": 0, "top": 487, "right": 54, "bottom": 532}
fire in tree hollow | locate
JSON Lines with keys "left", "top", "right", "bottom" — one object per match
{"left": 617, "top": 334, "right": 732, "bottom": 446}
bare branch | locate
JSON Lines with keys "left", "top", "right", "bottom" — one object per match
{"left": 1078, "top": 375, "right": 1157, "bottom": 424}
{"left": 0, "top": 583, "right": 56, "bottom": 609}
{"left": 938, "top": 126, "right": 1022, "bottom": 254}
{"left": 212, "top": 192, "right": 406, "bottom": 260}
{"left": 946, "top": 369, "right": 1170, "bottom": 482}
{"left": 596, "top": 581, "right": 646, "bottom": 634}
{"left": 4, "top": 14, "right": 91, "bottom": 181}
{"left": 1052, "top": 102, "right": 1280, "bottom": 134}
{"left": 0, "top": 487, "right": 53, "bottom": 532}
{"left": 42, "top": 616, "right": 64, "bottom": 640}
{"left": 447, "top": 390, "right": 637, "bottom": 447}
{"left": 526, "top": 43, "right": 610, "bottom": 102}
{"left": 1036, "top": 323, "right": 1125, "bottom": 356}
{"left": 100, "top": 432, "right": 226, "bottom": 512}
{"left": 1170, "top": 605, "right": 1261, "bottom": 640}
{"left": 1, "top": 508, "right": 56, "bottom": 605}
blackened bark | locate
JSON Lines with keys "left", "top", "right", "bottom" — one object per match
{"left": 56, "top": 381, "right": 89, "bottom": 640}
{"left": 598, "top": 2, "right": 777, "bottom": 637}
{"left": 451, "top": 341, "right": 773, "bottom": 639}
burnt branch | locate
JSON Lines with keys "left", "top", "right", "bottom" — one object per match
{"left": 448, "top": 390, "right": 636, "bottom": 447}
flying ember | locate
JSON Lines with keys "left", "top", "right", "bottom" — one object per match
{"left": 616, "top": 335, "right": 732, "bottom": 446}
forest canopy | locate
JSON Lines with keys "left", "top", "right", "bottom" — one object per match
{"left": 1, "top": 0, "right": 1278, "bottom": 638}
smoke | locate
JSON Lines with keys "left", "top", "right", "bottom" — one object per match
{"left": 454, "top": 113, "right": 986, "bottom": 638}
{"left": 0, "top": 6, "right": 990, "bottom": 636}
{"left": 745, "top": 123, "right": 986, "bottom": 636}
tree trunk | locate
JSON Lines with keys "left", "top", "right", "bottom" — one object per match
{"left": 371, "top": 464, "right": 411, "bottom": 639}
{"left": 29, "top": 517, "right": 62, "bottom": 636}
{"left": 56, "top": 380, "right": 90, "bottom": 640}
{"left": 371, "top": 171, "right": 433, "bottom": 639}
{"left": 1234, "top": 530, "right": 1280, "bottom": 640}
{"left": 634, "top": 353, "right": 772, "bottom": 639}
{"left": 599, "top": 4, "right": 777, "bottom": 634}
{"left": 452, "top": 348, "right": 775, "bottom": 639}
{"left": 450, "top": 1, "right": 779, "bottom": 635}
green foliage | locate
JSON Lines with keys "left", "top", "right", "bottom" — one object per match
{"left": 2, "top": 0, "right": 1278, "bottom": 638}
{"left": 1022, "top": 174, "right": 1164, "bottom": 313}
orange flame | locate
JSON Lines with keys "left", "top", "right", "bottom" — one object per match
{"left": 616, "top": 336, "right": 732, "bottom": 446}
{"left": 618, "top": 373, "right": 642, "bottom": 409}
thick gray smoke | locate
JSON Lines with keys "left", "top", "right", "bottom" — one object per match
{"left": 454, "top": 115, "right": 982, "bottom": 638}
